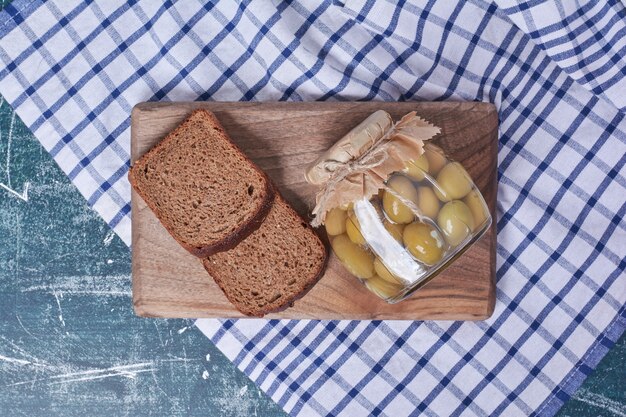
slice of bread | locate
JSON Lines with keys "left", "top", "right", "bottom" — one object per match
{"left": 129, "top": 109, "right": 274, "bottom": 257}
{"left": 203, "top": 192, "right": 327, "bottom": 317}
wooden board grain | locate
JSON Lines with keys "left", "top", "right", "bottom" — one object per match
{"left": 131, "top": 102, "right": 498, "bottom": 320}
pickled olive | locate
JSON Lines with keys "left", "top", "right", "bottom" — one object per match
{"left": 383, "top": 220, "right": 404, "bottom": 243}
{"left": 433, "top": 185, "right": 451, "bottom": 202}
{"left": 346, "top": 215, "right": 366, "bottom": 245}
{"left": 325, "top": 207, "right": 347, "bottom": 236}
{"left": 403, "top": 222, "right": 445, "bottom": 265}
{"left": 417, "top": 186, "right": 440, "bottom": 219}
{"left": 374, "top": 258, "right": 401, "bottom": 284}
{"left": 437, "top": 201, "right": 475, "bottom": 246}
{"left": 464, "top": 190, "right": 488, "bottom": 230}
{"left": 424, "top": 144, "right": 447, "bottom": 175}
{"left": 331, "top": 235, "right": 375, "bottom": 279}
{"left": 436, "top": 162, "right": 473, "bottom": 200}
{"left": 365, "top": 275, "right": 403, "bottom": 299}
{"left": 382, "top": 175, "right": 419, "bottom": 224}
{"left": 404, "top": 154, "right": 429, "bottom": 181}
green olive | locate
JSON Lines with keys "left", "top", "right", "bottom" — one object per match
{"left": 383, "top": 220, "right": 404, "bottom": 243}
{"left": 325, "top": 207, "right": 347, "bottom": 236}
{"left": 433, "top": 185, "right": 450, "bottom": 202}
{"left": 382, "top": 175, "right": 419, "bottom": 224}
{"left": 331, "top": 234, "right": 375, "bottom": 279}
{"left": 403, "top": 222, "right": 445, "bottom": 265}
{"left": 417, "top": 186, "right": 440, "bottom": 219}
{"left": 435, "top": 162, "right": 473, "bottom": 201}
{"left": 437, "top": 200, "right": 475, "bottom": 246}
{"left": 365, "top": 275, "right": 403, "bottom": 300}
{"left": 463, "top": 190, "right": 488, "bottom": 231}
{"left": 374, "top": 258, "right": 401, "bottom": 284}
{"left": 404, "top": 154, "right": 429, "bottom": 181}
{"left": 346, "top": 215, "right": 366, "bottom": 245}
{"left": 424, "top": 144, "right": 447, "bottom": 175}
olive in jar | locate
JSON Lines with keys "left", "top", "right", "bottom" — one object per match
{"left": 325, "top": 207, "right": 347, "bottom": 236}
{"left": 374, "top": 258, "right": 402, "bottom": 284}
{"left": 346, "top": 215, "right": 366, "bottom": 245}
{"left": 417, "top": 186, "right": 440, "bottom": 219}
{"left": 424, "top": 144, "right": 447, "bottom": 175}
{"left": 435, "top": 162, "right": 473, "bottom": 201}
{"left": 383, "top": 220, "right": 404, "bottom": 243}
{"left": 331, "top": 234, "right": 375, "bottom": 279}
{"left": 437, "top": 200, "right": 474, "bottom": 246}
{"left": 404, "top": 154, "right": 429, "bottom": 181}
{"left": 365, "top": 275, "right": 403, "bottom": 299}
{"left": 403, "top": 221, "right": 445, "bottom": 265}
{"left": 382, "top": 175, "right": 419, "bottom": 224}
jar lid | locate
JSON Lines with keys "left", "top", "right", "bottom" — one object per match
{"left": 305, "top": 110, "right": 393, "bottom": 185}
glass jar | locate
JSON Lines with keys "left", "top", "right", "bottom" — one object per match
{"left": 321, "top": 143, "right": 491, "bottom": 303}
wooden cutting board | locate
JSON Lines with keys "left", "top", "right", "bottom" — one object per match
{"left": 131, "top": 102, "right": 498, "bottom": 320}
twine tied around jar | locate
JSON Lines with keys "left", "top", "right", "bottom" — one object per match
{"left": 306, "top": 110, "right": 441, "bottom": 227}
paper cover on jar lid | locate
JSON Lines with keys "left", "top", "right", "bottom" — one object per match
{"left": 306, "top": 111, "right": 441, "bottom": 227}
{"left": 305, "top": 110, "right": 393, "bottom": 185}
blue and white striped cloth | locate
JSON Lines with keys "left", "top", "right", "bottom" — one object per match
{"left": 1, "top": 1, "right": 624, "bottom": 415}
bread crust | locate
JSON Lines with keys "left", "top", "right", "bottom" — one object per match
{"left": 129, "top": 109, "right": 275, "bottom": 257}
{"left": 202, "top": 190, "right": 328, "bottom": 317}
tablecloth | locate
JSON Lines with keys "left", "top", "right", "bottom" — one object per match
{"left": 0, "top": 1, "right": 624, "bottom": 416}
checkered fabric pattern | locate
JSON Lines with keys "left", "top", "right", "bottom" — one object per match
{"left": 1, "top": 0, "right": 624, "bottom": 416}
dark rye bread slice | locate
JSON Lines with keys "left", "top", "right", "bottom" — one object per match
{"left": 202, "top": 193, "right": 327, "bottom": 317}
{"left": 129, "top": 109, "right": 274, "bottom": 257}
